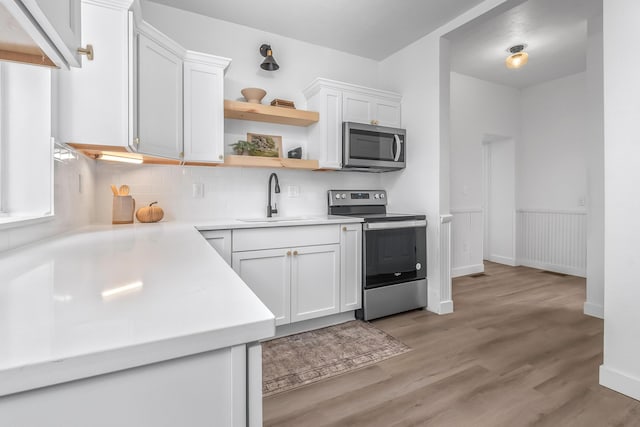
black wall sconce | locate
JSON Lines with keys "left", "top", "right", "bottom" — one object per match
{"left": 260, "top": 44, "right": 279, "bottom": 71}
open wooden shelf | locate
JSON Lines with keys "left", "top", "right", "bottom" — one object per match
{"left": 224, "top": 100, "right": 319, "bottom": 126}
{"left": 68, "top": 144, "right": 321, "bottom": 170}
{"left": 221, "top": 155, "right": 319, "bottom": 170}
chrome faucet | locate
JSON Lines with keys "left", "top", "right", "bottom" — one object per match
{"left": 267, "top": 173, "right": 280, "bottom": 217}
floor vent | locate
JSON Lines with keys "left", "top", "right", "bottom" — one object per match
{"left": 469, "top": 273, "right": 487, "bottom": 278}
{"left": 541, "top": 270, "right": 568, "bottom": 277}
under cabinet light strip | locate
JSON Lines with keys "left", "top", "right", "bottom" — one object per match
{"left": 99, "top": 154, "right": 143, "bottom": 164}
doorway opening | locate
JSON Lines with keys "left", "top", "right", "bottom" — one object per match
{"left": 482, "top": 134, "right": 516, "bottom": 266}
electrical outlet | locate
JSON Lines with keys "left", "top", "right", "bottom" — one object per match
{"left": 192, "top": 183, "right": 204, "bottom": 198}
{"left": 287, "top": 185, "right": 300, "bottom": 198}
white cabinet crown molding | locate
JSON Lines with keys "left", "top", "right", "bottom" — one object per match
{"left": 303, "top": 77, "right": 402, "bottom": 102}
{"left": 82, "top": 0, "right": 132, "bottom": 9}
{"left": 184, "top": 50, "right": 231, "bottom": 71}
{"left": 131, "top": 1, "right": 230, "bottom": 70}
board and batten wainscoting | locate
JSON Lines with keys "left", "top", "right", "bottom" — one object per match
{"left": 517, "top": 209, "right": 587, "bottom": 277}
{"left": 451, "top": 208, "right": 484, "bottom": 278}
{"left": 450, "top": 208, "right": 587, "bottom": 279}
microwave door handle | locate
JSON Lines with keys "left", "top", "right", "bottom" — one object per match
{"left": 393, "top": 134, "right": 402, "bottom": 162}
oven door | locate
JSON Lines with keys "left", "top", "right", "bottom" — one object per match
{"left": 363, "top": 220, "right": 427, "bottom": 289}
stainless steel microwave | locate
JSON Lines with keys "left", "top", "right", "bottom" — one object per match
{"left": 342, "top": 122, "right": 406, "bottom": 172}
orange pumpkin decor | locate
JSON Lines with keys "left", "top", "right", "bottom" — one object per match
{"left": 136, "top": 201, "right": 164, "bottom": 223}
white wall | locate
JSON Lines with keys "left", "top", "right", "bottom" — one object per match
{"left": 140, "top": 0, "right": 382, "bottom": 106}
{"left": 378, "top": 0, "right": 512, "bottom": 314}
{"left": 449, "top": 72, "right": 520, "bottom": 276}
{"left": 585, "top": 17, "right": 604, "bottom": 319}
{"left": 450, "top": 73, "right": 520, "bottom": 209}
{"left": 449, "top": 69, "right": 592, "bottom": 278}
{"left": 0, "top": 156, "right": 95, "bottom": 253}
{"left": 87, "top": 0, "right": 385, "bottom": 224}
{"left": 519, "top": 73, "right": 588, "bottom": 210}
{"left": 599, "top": 0, "right": 640, "bottom": 402}
{"left": 93, "top": 163, "right": 378, "bottom": 223}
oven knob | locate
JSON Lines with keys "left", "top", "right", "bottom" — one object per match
{"left": 335, "top": 194, "right": 341, "bottom": 199}
{"left": 374, "top": 194, "right": 380, "bottom": 199}
{"left": 380, "top": 193, "right": 385, "bottom": 199}
{"left": 341, "top": 193, "right": 346, "bottom": 199}
{"left": 416, "top": 263, "right": 422, "bottom": 271}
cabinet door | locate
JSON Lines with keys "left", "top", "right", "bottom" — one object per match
{"left": 56, "top": 2, "right": 130, "bottom": 147}
{"left": 232, "top": 249, "right": 291, "bottom": 326}
{"left": 183, "top": 60, "right": 224, "bottom": 163}
{"left": 200, "top": 230, "right": 232, "bottom": 265}
{"left": 342, "top": 91, "right": 373, "bottom": 125}
{"left": 340, "top": 224, "right": 362, "bottom": 312}
{"left": 290, "top": 244, "right": 340, "bottom": 322}
{"left": 373, "top": 99, "right": 401, "bottom": 128}
{"left": 306, "top": 87, "right": 342, "bottom": 169}
{"left": 136, "top": 33, "right": 183, "bottom": 159}
{"left": 21, "top": 0, "right": 82, "bottom": 67}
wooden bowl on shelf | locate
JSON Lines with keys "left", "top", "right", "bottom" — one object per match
{"left": 241, "top": 87, "right": 267, "bottom": 104}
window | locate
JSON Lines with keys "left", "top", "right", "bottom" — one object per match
{"left": 0, "top": 61, "right": 54, "bottom": 227}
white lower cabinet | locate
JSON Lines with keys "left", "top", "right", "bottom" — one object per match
{"left": 290, "top": 244, "right": 340, "bottom": 322}
{"left": 340, "top": 224, "right": 362, "bottom": 311}
{"left": 0, "top": 344, "right": 256, "bottom": 427}
{"left": 200, "top": 229, "right": 232, "bottom": 265}
{"left": 230, "top": 224, "right": 360, "bottom": 327}
{"left": 233, "top": 249, "right": 291, "bottom": 326}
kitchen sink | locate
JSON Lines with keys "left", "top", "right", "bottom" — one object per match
{"left": 236, "top": 216, "right": 319, "bottom": 223}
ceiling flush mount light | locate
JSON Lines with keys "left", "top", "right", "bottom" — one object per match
{"left": 505, "top": 44, "right": 529, "bottom": 69}
{"left": 259, "top": 44, "right": 279, "bottom": 71}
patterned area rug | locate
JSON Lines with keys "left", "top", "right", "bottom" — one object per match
{"left": 262, "top": 320, "right": 411, "bottom": 397}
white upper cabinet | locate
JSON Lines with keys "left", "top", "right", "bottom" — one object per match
{"left": 1, "top": 0, "right": 82, "bottom": 68}
{"left": 56, "top": 0, "right": 230, "bottom": 162}
{"left": 22, "top": 0, "right": 83, "bottom": 67}
{"left": 131, "top": 7, "right": 230, "bottom": 162}
{"left": 56, "top": 0, "right": 132, "bottom": 148}
{"left": 183, "top": 54, "right": 228, "bottom": 163}
{"left": 135, "top": 32, "right": 183, "bottom": 159}
{"left": 304, "top": 78, "right": 402, "bottom": 169}
{"left": 343, "top": 91, "right": 401, "bottom": 128}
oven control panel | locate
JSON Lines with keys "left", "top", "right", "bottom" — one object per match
{"left": 328, "top": 190, "right": 387, "bottom": 206}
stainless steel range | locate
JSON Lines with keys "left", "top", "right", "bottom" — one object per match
{"left": 328, "top": 190, "right": 427, "bottom": 320}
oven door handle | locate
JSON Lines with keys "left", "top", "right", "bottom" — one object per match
{"left": 364, "top": 219, "right": 427, "bottom": 230}
{"left": 393, "top": 134, "right": 402, "bottom": 162}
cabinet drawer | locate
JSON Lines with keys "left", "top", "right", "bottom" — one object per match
{"left": 233, "top": 225, "right": 340, "bottom": 252}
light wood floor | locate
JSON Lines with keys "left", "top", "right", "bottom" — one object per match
{"left": 263, "top": 262, "right": 640, "bottom": 426}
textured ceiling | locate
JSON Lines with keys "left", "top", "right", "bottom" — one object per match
{"left": 445, "top": 0, "right": 603, "bottom": 88}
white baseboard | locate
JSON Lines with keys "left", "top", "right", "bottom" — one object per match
{"left": 584, "top": 301, "right": 604, "bottom": 319}
{"left": 600, "top": 364, "right": 640, "bottom": 401}
{"left": 488, "top": 255, "right": 517, "bottom": 266}
{"left": 452, "top": 264, "right": 484, "bottom": 278}
{"left": 427, "top": 300, "right": 454, "bottom": 315}
{"left": 518, "top": 259, "right": 586, "bottom": 277}
{"left": 270, "top": 312, "right": 355, "bottom": 339}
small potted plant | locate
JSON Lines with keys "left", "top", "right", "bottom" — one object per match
{"left": 230, "top": 140, "right": 257, "bottom": 156}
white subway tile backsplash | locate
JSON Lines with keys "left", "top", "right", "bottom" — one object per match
{"left": 95, "top": 162, "right": 382, "bottom": 223}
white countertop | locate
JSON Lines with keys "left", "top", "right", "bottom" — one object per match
{"left": 194, "top": 214, "right": 363, "bottom": 231}
{"left": 0, "top": 222, "right": 277, "bottom": 397}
